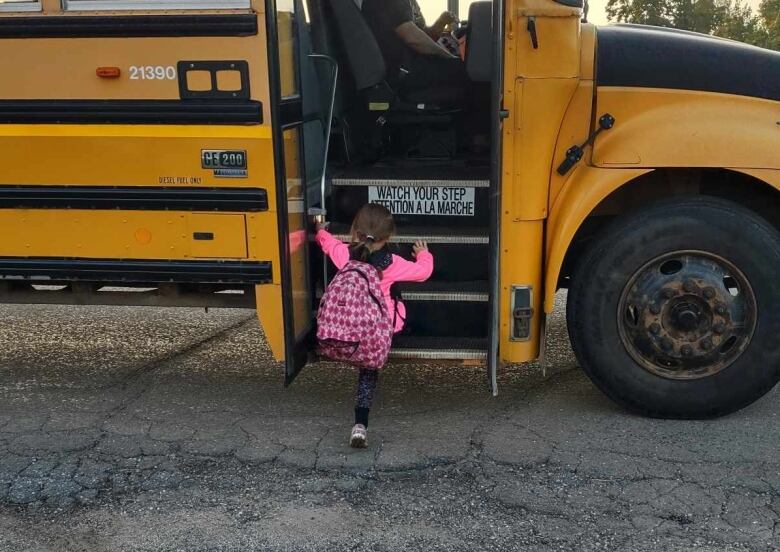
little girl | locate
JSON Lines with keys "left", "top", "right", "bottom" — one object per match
{"left": 316, "top": 203, "right": 434, "bottom": 447}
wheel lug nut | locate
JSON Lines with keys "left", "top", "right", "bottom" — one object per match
{"left": 700, "top": 338, "right": 713, "bottom": 351}
{"left": 661, "top": 338, "right": 674, "bottom": 351}
{"left": 703, "top": 287, "right": 716, "bottom": 299}
{"left": 683, "top": 280, "right": 696, "bottom": 293}
{"left": 681, "top": 345, "right": 693, "bottom": 357}
{"left": 649, "top": 323, "right": 661, "bottom": 335}
{"left": 712, "top": 323, "right": 726, "bottom": 335}
{"left": 662, "top": 289, "right": 676, "bottom": 299}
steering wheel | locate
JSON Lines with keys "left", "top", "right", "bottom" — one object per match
{"left": 437, "top": 21, "right": 467, "bottom": 59}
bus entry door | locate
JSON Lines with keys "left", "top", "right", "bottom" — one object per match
{"left": 269, "top": 0, "right": 334, "bottom": 384}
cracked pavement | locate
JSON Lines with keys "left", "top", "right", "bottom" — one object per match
{"left": 0, "top": 297, "right": 778, "bottom": 551}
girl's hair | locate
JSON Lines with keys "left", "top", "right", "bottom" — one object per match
{"left": 349, "top": 203, "right": 396, "bottom": 262}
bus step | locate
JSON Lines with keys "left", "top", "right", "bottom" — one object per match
{"left": 400, "top": 283, "right": 489, "bottom": 338}
{"left": 314, "top": 280, "right": 489, "bottom": 338}
{"left": 331, "top": 177, "right": 489, "bottom": 188}
{"left": 389, "top": 336, "right": 487, "bottom": 360}
{"left": 316, "top": 281, "right": 489, "bottom": 303}
{"left": 330, "top": 163, "right": 489, "bottom": 184}
{"left": 327, "top": 223, "right": 489, "bottom": 245}
{"left": 395, "top": 280, "right": 489, "bottom": 302}
{"left": 321, "top": 224, "right": 489, "bottom": 282}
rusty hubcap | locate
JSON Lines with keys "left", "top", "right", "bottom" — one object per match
{"left": 617, "top": 251, "right": 756, "bottom": 380}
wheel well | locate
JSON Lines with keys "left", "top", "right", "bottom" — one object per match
{"left": 559, "top": 168, "right": 780, "bottom": 287}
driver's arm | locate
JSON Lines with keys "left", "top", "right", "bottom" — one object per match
{"left": 395, "top": 21, "right": 457, "bottom": 58}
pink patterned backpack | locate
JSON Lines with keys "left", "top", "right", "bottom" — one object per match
{"left": 316, "top": 260, "right": 393, "bottom": 370}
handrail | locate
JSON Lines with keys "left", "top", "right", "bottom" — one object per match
{"left": 307, "top": 53, "right": 339, "bottom": 288}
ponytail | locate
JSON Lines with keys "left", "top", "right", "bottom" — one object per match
{"left": 348, "top": 204, "right": 396, "bottom": 272}
{"left": 348, "top": 232, "right": 376, "bottom": 263}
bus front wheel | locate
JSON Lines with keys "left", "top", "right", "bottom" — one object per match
{"left": 567, "top": 196, "right": 780, "bottom": 418}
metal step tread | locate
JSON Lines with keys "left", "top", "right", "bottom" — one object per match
{"left": 326, "top": 223, "right": 489, "bottom": 245}
{"left": 331, "top": 164, "right": 489, "bottom": 186}
{"left": 332, "top": 178, "right": 489, "bottom": 188}
{"left": 396, "top": 280, "right": 489, "bottom": 302}
{"left": 390, "top": 336, "right": 487, "bottom": 360}
{"left": 317, "top": 280, "right": 489, "bottom": 302}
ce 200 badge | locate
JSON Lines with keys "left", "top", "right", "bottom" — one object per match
{"left": 202, "top": 150, "right": 248, "bottom": 178}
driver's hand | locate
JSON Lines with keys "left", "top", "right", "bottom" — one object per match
{"left": 436, "top": 11, "right": 458, "bottom": 26}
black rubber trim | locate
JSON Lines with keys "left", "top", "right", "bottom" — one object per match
{"left": 0, "top": 186, "right": 268, "bottom": 212}
{"left": 597, "top": 24, "right": 780, "bottom": 102}
{"left": 0, "top": 14, "right": 258, "bottom": 39}
{"left": 0, "top": 100, "right": 262, "bottom": 124}
{"left": 266, "top": 0, "right": 312, "bottom": 384}
{"left": 0, "top": 258, "right": 272, "bottom": 284}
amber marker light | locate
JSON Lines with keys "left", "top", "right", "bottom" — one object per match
{"left": 96, "top": 67, "right": 121, "bottom": 79}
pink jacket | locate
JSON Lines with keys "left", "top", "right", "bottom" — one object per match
{"left": 315, "top": 229, "right": 434, "bottom": 333}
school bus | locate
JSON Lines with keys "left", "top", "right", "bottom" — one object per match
{"left": 1, "top": 0, "right": 779, "bottom": 419}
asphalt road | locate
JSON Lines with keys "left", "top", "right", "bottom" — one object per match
{"left": 0, "top": 296, "right": 778, "bottom": 551}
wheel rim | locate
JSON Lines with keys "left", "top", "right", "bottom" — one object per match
{"left": 617, "top": 250, "right": 757, "bottom": 380}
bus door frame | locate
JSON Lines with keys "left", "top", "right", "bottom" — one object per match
{"left": 267, "top": 0, "right": 334, "bottom": 384}
{"left": 487, "top": 0, "right": 506, "bottom": 395}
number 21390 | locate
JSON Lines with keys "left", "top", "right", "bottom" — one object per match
{"left": 129, "top": 66, "right": 177, "bottom": 80}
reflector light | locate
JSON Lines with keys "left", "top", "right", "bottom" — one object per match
{"left": 96, "top": 67, "right": 121, "bottom": 79}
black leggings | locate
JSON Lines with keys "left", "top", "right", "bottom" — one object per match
{"left": 354, "top": 369, "right": 379, "bottom": 427}
{"left": 356, "top": 368, "right": 379, "bottom": 409}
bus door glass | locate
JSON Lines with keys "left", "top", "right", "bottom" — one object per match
{"left": 270, "top": 0, "right": 329, "bottom": 384}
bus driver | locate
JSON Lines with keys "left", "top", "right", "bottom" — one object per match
{"left": 361, "top": 0, "right": 468, "bottom": 95}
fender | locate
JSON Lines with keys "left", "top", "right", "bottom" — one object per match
{"left": 735, "top": 168, "right": 780, "bottom": 191}
{"left": 544, "top": 82, "right": 780, "bottom": 314}
{"left": 544, "top": 165, "right": 650, "bottom": 313}
{"left": 544, "top": 164, "right": 780, "bottom": 314}
{"left": 593, "top": 87, "right": 780, "bottom": 170}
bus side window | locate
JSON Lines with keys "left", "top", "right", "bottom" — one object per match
{"left": 61, "top": 0, "right": 250, "bottom": 11}
{"left": 0, "top": 0, "right": 41, "bottom": 12}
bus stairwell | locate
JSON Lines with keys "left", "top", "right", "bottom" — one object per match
{"left": 320, "top": 164, "right": 490, "bottom": 361}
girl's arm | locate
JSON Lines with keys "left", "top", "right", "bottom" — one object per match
{"left": 315, "top": 229, "right": 350, "bottom": 269}
{"left": 388, "top": 250, "right": 434, "bottom": 282}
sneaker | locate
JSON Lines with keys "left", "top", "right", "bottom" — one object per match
{"left": 350, "top": 424, "right": 367, "bottom": 448}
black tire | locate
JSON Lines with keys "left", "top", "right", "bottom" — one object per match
{"left": 567, "top": 196, "right": 780, "bottom": 418}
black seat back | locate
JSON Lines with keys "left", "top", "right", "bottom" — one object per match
{"left": 465, "top": 1, "right": 493, "bottom": 82}
{"left": 327, "top": 0, "right": 386, "bottom": 91}
{"left": 306, "top": 0, "right": 348, "bottom": 114}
